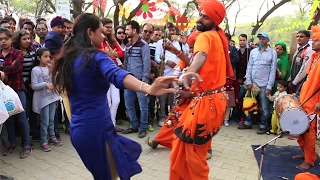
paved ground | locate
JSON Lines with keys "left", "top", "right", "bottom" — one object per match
{"left": 0, "top": 122, "right": 319, "bottom": 180}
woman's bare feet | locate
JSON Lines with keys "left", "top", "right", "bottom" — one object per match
{"left": 292, "top": 154, "right": 304, "bottom": 159}
{"left": 296, "top": 161, "right": 311, "bottom": 170}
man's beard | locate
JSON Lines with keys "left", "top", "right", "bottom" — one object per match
{"left": 196, "top": 21, "right": 214, "bottom": 32}
{"left": 127, "top": 33, "right": 133, "bottom": 38}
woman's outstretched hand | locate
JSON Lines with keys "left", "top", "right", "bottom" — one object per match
{"left": 146, "top": 76, "right": 178, "bottom": 96}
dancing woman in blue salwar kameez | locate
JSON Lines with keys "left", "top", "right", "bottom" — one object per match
{"left": 51, "top": 13, "right": 189, "bottom": 180}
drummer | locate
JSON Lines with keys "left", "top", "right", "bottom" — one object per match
{"left": 267, "top": 80, "right": 288, "bottom": 136}
{"left": 292, "top": 31, "right": 320, "bottom": 170}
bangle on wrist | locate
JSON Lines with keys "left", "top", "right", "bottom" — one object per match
{"left": 176, "top": 51, "right": 182, "bottom": 57}
{"left": 139, "top": 82, "right": 145, "bottom": 92}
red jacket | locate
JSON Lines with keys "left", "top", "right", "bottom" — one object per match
{"left": 224, "top": 76, "right": 240, "bottom": 101}
{"left": 101, "top": 39, "right": 124, "bottom": 65}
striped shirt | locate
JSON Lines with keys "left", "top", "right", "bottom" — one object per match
{"left": 124, "top": 37, "right": 150, "bottom": 82}
{"left": 22, "top": 52, "right": 35, "bottom": 82}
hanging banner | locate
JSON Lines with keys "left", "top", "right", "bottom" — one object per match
{"left": 55, "top": 0, "right": 71, "bottom": 20}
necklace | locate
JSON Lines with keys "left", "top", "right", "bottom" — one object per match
{"left": 39, "top": 66, "right": 50, "bottom": 82}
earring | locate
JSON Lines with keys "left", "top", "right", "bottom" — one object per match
{"left": 90, "top": 39, "right": 94, "bottom": 46}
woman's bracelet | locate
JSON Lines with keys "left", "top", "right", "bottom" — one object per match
{"left": 139, "top": 82, "right": 145, "bottom": 92}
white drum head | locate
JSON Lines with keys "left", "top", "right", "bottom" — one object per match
{"left": 279, "top": 109, "right": 309, "bottom": 136}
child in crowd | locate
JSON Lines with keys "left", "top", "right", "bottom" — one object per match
{"left": 237, "top": 76, "right": 246, "bottom": 125}
{"left": 224, "top": 76, "right": 239, "bottom": 126}
{"left": 147, "top": 67, "right": 157, "bottom": 132}
{"left": 44, "top": 16, "right": 64, "bottom": 55}
{"left": 267, "top": 80, "right": 288, "bottom": 136}
{"left": 31, "top": 48, "right": 62, "bottom": 152}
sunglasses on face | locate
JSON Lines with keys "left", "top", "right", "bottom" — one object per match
{"left": 143, "top": 30, "right": 153, "bottom": 34}
{"left": 117, "top": 31, "right": 125, "bottom": 35}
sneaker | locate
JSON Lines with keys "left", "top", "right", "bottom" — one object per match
{"left": 50, "top": 138, "right": 63, "bottom": 146}
{"left": 55, "top": 131, "right": 61, "bottom": 141}
{"left": 288, "top": 135, "right": 298, "bottom": 140}
{"left": 224, "top": 120, "right": 229, "bottom": 127}
{"left": 121, "top": 128, "right": 139, "bottom": 134}
{"left": 158, "top": 120, "right": 164, "bottom": 127}
{"left": 257, "top": 128, "right": 267, "bottom": 135}
{"left": 238, "top": 124, "right": 252, "bottom": 129}
{"left": 147, "top": 124, "right": 154, "bottom": 132}
{"left": 138, "top": 130, "right": 147, "bottom": 138}
{"left": 40, "top": 143, "right": 51, "bottom": 152}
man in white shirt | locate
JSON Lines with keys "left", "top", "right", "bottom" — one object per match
{"left": 154, "top": 23, "right": 188, "bottom": 127}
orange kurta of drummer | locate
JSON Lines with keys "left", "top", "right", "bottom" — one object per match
{"left": 298, "top": 50, "right": 320, "bottom": 167}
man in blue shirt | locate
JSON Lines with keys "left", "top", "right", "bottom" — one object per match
{"left": 121, "top": 20, "right": 151, "bottom": 138}
{"left": 238, "top": 33, "right": 277, "bottom": 134}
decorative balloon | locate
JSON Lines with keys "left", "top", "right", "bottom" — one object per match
{"left": 175, "top": 15, "right": 189, "bottom": 30}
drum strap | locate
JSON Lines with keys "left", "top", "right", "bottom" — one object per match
{"left": 299, "top": 87, "right": 320, "bottom": 108}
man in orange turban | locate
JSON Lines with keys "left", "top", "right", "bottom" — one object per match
{"left": 146, "top": 31, "right": 216, "bottom": 157}
{"left": 292, "top": 31, "right": 320, "bottom": 170}
{"left": 169, "top": 0, "right": 234, "bottom": 179}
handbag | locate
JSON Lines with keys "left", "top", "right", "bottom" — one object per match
{"left": 0, "top": 95, "right": 9, "bottom": 124}
{"left": 242, "top": 90, "right": 259, "bottom": 116}
{"left": 0, "top": 81, "right": 24, "bottom": 116}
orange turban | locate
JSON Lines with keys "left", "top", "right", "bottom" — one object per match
{"left": 312, "top": 32, "right": 320, "bottom": 40}
{"left": 197, "top": 0, "right": 234, "bottom": 78}
{"left": 198, "top": 0, "right": 226, "bottom": 26}
{"left": 187, "top": 31, "right": 202, "bottom": 45}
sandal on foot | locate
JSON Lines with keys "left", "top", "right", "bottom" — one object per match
{"left": 3, "top": 144, "right": 16, "bottom": 156}
{"left": 145, "top": 137, "right": 159, "bottom": 149}
{"left": 20, "top": 147, "right": 32, "bottom": 159}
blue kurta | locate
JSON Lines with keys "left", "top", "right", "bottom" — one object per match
{"left": 68, "top": 51, "right": 142, "bottom": 180}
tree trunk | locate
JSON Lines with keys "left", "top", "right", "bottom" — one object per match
{"left": 251, "top": 0, "right": 291, "bottom": 41}
{"left": 72, "top": 0, "right": 83, "bottom": 19}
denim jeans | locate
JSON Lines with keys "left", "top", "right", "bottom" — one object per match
{"left": 244, "top": 86, "right": 270, "bottom": 129}
{"left": 6, "top": 91, "right": 30, "bottom": 146}
{"left": 40, "top": 101, "right": 57, "bottom": 144}
{"left": 124, "top": 89, "right": 148, "bottom": 130}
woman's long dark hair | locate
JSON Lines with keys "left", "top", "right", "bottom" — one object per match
{"left": 115, "top": 26, "right": 128, "bottom": 46}
{"left": 12, "top": 29, "right": 33, "bottom": 53}
{"left": 52, "top": 13, "right": 101, "bottom": 94}
{"left": 101, "top": 18, "right": 116, "bottom": 48}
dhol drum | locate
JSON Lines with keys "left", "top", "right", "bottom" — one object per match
{"left": 275, "top": 95, "right": 310, "bottom": 136}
